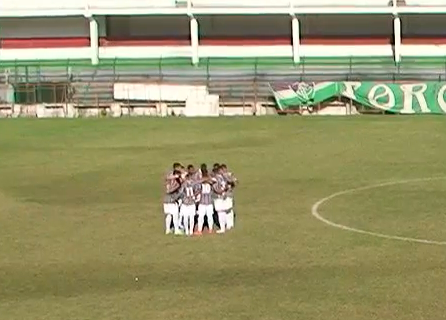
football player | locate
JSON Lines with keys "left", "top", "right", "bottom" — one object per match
{"left": 211, "top": 163, "right": 220, "bottom": 177}
{"left": 163, "top": 169, "right": 182, "bottom": 235}
{"left": 179, "top": 173, "right": 198, "bottom": 236}
{"left": 213, "top": 165, "right": 228, "bottom": 234}
{"left": 165, "top": 162, "right": 183, "bottom": 180}
{"left": 196, "top": 168, "right": 215, "bottom": 234}
{"left": 221, "top": 164, "right": 238, "bottom": 230}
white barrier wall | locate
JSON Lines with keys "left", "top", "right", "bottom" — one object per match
{"left": 1, "top": 0, "right": 445, "bottom": 19}
{"left": 7, "top": 44, "right": 446, "bottom": 61}
{"left": 0, "top": 0, "right": 177, "bottom": 11}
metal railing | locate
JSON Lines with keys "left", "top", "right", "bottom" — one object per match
{"left": 3, "top": 56, "right": 446, "bottom": 78}
{"left": 3, "top": 57, "right": 446, "bottom": 105}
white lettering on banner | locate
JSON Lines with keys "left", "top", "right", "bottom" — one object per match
{"left": 342, "top": 82, "right": 361, "bottom": 100}
{"left": 367, "top": 84, "right": 395, "bottom": 110}
{"left": 437, "top": 85, "right": 446, "bottom": 112}
{"left": 400, "top": 84, "right": 429, "bottom": 114}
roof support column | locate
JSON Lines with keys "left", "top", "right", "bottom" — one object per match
{"left": 89, "top": 17, "right": 99, "bottom": 65}
{"left": 393, "top": 15, "right": 401, "bottom": 64}
{"left": 291, "top": 15, "right": 301, "bottom": 64}
{"left": 190, "top": 17, "right": 199, "bottom": 65}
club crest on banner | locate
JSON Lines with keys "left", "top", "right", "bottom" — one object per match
{"left": 291, "top": 82, "right": 315, "bottom": 103}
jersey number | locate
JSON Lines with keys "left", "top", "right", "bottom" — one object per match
{"left": 201, "top": 184, "right": 211, "bottom": 194}
{"left": 185, "top": 187, "right": 194, "bottom": 197}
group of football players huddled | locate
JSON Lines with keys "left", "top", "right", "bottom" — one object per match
{"left": 163, "top": 162, "right": 238, "bottom": 236}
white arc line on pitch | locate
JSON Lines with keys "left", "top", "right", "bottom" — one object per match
{"left": 311, "top": 176, "right": 446, "bottom": 246}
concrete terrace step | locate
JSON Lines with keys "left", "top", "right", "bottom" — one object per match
{"left": 72, "top": 82, "right": 114, "bottom": 103}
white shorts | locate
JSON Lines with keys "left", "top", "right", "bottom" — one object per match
{"left": 180, "top": 204, "right": 196, "bottom": 217}
{"left": 198, "top": 204, "right": 214, "bottom": 216}
{"left": 214, "top": 199, "right": 225, "bottom": 212}
{"left": 224, "top": 197, "right": 233, "bottom": 211}
{"left": 163, "top": 203, "right": 178, "bottom": 215}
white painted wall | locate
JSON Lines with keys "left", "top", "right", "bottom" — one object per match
{"left": 0, "top": 47, "right": 91, "bottom": 60}
{"left": 1, "top": 0, "right": 444, "bottom": 11}
{"left": 4, "top": 44, "right": 446, "bottom": 62}
{"left": 0, "top": 17, "right": 106, "bottom": 38}
{"left": 0, "top": 0, "right": 176, "bottom": 10}
{"left": 89, "top": 0, "right": 177, "bottom": 8}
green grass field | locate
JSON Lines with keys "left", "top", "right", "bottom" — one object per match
{"left": 2, "top": 116, "right": 446, "bottom": 320}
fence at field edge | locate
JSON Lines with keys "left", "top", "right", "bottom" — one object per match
{"left": 4, "top": 79, "right": 274, "bottom": 107}
{"left": 6, "top": 78, "right": 446, "bottom": 108}
{"left": 4, "top": 56, "right": 446, "bottom": 76}
{"left": 4, "top": 58, "right": 446, "bottom": 106}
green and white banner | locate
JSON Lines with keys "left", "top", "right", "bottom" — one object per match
{"left": 271, "top": 81, "right": 446, "bottom": 114}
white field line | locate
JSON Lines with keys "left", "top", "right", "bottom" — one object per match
{"left": 311, "top": 176, "right": 446, "bottom": 246}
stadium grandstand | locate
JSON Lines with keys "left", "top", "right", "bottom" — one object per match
{"left": 1, "top": 0, "right": 446, "bottom": 116}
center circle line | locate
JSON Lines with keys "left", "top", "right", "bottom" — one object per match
{"left": 311, "top": 176, "right": 446, "bottom": 246}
